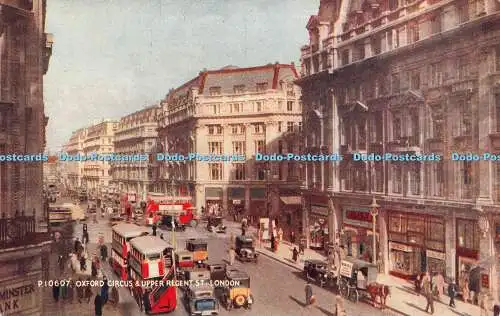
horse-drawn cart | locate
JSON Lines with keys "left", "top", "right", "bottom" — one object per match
{"left": 338, "top": 258, "right": 390, "bottom": 308}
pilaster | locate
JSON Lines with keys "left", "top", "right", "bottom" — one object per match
{"left": 445, "top": 210, "right": 456, "bottom": 279}
{"left": 379, "top": 209, "right": 390, "bottom": 274}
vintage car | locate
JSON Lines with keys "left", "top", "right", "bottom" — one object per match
{"left": 186, "top": 239, "right": 208, "bottom": 265}
{"left": 208, "top": 263, "right": 227, "bottom": 285}
{"left": 235, "top": 235, "right": 258, "bottom": 262}
{"left": 303, "top": 259, "right": 336, "bottom": 287}
{"left": 222, "top": 269, "right": 253, "bottom": 310}
{"left": 181, "top": 269, "right": 212, "bottom": 291}
{"left": 176, "top": 250, "right": 195, "bottom": 271}
{"left": 206, "top": 216, "right": 226, "bottom": 233}
{"left": 160, "top": 215, "right": 187, "bottom": 231}
{"left": 184, "top": 285, "right": 219, "bottom": 316}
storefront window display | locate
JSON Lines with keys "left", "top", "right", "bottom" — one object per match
{"left": 388, "top": 212, "right": 446, "bottom": 277}
{"left": 456, "top": 219, "right": 480, "bottom": 282}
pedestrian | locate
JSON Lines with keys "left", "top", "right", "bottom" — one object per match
{"left": 292, "top": 247, "right": 299, "bottom": 262}
{"left": 152, "top": 223, "right": 157, "bottom": 236}
{"left": 241, "top": 226, "right": 246, "bottom": 236}
{"left": 290, "top": 231, "right": 296, "bottom": 244}
{"left": 110, "top": 285, "right": 119, "bottom": 307}
{"left": 100, "top": 244, "right": 108, "bottom": 262}
{"left": 143, "top": 289, "right": 151, "bottom": 313}
{"left": 85, "top": 278, "right": 93, "bottom": 303}
{"left": 334, "top": 295, "right": 347, "bottom": 316}
{"left": 101, "top": 276, "right": 109, "bottom": 304}
{"left": 94, "top": 294, "right": 103, "bottom": 316}
{"left": 278, "top": 228, "right": 283, "bottom": 243}
{"left": 229, "top": 233, "right": 235, "bottom": 249}
{"left": 494, "top": 303, "right": 500, "bottom": 316}
{"left": 91, "top": 260, "right": 98, "bottom": 277}
{"left": 270, "top": 233, "right": 276, "bottom": 251}
{"left": 447, "top": 279, "right": 457, "bottom": 308}
{"left": 67, "top": 279, "right": 75, "bottom": 303}
{"left": 83, "top": 230, "right": 89, "bottom": 245}
{"left": 228, "top": 247, "right": 235, "bottom": 266}
{"left": 305, "top": 281, "right": 313, "bottom": 306}
{"left": 77, "top": 278, "right": 84, "bottom": 303}
{"left": 60, "top": 280, "right": 68, "bottom": 301}
{"left": 160, "top": 233, "right": 164, "bottom": 240}
{"left": 52, "top": 283, "right": 60, "bottom": 302}
{"left": 435, "top": 271, "right": 445, "bottom": 301}
{"left": 74, "top": 238, "right": 81, "bottom": 254}
{"left": 423, "top": 273, "right": 434, "bottom": 314}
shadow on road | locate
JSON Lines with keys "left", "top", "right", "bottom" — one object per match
{"left": 405, "top": 302, "right": 431, "bottom": 313}
{"left": 397, "top": 285, "right": 418, "bottom": 296}
{"left": 315, "top": 305, "right": 334, "bottom": 316}
{"left": 288, "top": 295, "right": 307, "bottom": 307}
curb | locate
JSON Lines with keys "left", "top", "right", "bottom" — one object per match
{"left": 256, "top": 248, "right": 409, "bottom": 316}
{"left": 255, "top": 248, "right": 302, "bottom": 272}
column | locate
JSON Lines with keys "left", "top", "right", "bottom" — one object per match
{"left": 195, "top": 185, "right": 204, "bottom": 209}
{"left": 445, "top": 209, "right": 456, "bottom": 279}
{"left": 302, "top": 193, "right": 310, "bottom": 248}
{"left": 379, "top": 209, "right": 390, "bottom": 274}
{"left": 222, "top": 186, "right": 228, "bottom": 211}
{"left": 364, "top": 38, "right": 372, "bottom": 59}
{"left": 476, "top": 50, "right": 493, "bottom": 204}
{"left": 244, "top": 123, "right": 253, "bottom": 180}
{"left": 244, "top": 186, "right": 250, "bottom": 214}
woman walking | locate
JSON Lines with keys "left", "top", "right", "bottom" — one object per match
{"left": 334, "top": 295, "right": 347, "bottom": 316}
{"left": 305, "top": 281, "right": 313, "bottom": 307}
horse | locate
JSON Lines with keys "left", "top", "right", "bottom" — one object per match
{"left": 367, "top": 283, "right": 390, "bottom": 309}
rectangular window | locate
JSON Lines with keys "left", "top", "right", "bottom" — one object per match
{"left": 298, "top": 122, "right": 303, "bottom": 132}
{"left": 410, "top": 164, "right": 421, "bottom": 195}
{"left": 429, "top": 63, "right": 442, "bottom": 87}
{"left": 231, "top": 103, "right": 242, "bottom": 113}
{"left": 233, "top": 163, "right": 245, "bottom": 180}
{"left": 231, "top": 125, "right": 239, "bottom": 134}
{"left": 216, "top": 125, "right": 223, "bottom": 134}
{"left": 341, "top": 50, "right": 349, "bottom": 66}
{"left": 458, "top": 57, "right": 470, "bottom": 80}
{"left": 256, "top": 83, "right": 268, "bottom": 92}
{"left": 253, "top": 123, "right": 264, "bottom": 133}
{"left": 287, "top": 122, "right": 294, "bottom": 132}
{"left": 255, "top": 140, "right": 266, "bottom": 153}
{"left": 233, "top": 85, "right": 245, "bottom": 94}
{"left": 408, "top": 23, "right": 419, "bottom": 43}
{"left": 458, "top": 1, "right": 470, "bottom": 23}
{"left": 278, "top": 141, "right": 283, "bottom": 154}
{"left": 410, "top": 72, "right": 420, "bottom": 90}
{"left": 208, "top": 125, "right": 215, "bottom": 135}
{"left": 209, "top": 163, "right": 223, "bottom": 180}
{"left": 430, "top": 14, "right": 442, "bottom": 34}
{"left": 255, "top": 102, "right": 262, "bottom": 112}
{"left": 287, "top": 142, "right": 293, "bottom": 153}
{"left": 457, "top": 100, "right": 472, "bottom": 136}
{"left": 209, "top": 86, "right": 221, "bottom": 96}
{"left": 372, "top": 36, "right": 382, "bottom": 55}
{"left": 373, "top": 162, "right": 384, "bottom": 192}
{"left": 456, "top": 219, "right": 480, "bottom": 250}
{"left": 212, "top": 104, "right": 220, "bottom": 114}
{"left": 391, "top": 73, "right": 400, "bottom": 94}
{"left": 392, "top": 116, "right": 401, "bottom": 140}
{"left": 392, "top": 164, "right": 402, "bottom": 194}
{"left": 356, "top": 42, "right": 365, "bottom": 61}
{"left": 256, "top": 163, "right": 266, "bottom": 180}
{"left": 431, "top": 161, "right": 444, "bottom": 196}
{"left": 232, "top": 141, "right": 245, "bottom": 155}
{"left": 496, "top": 45, "right": 500, "bottom": 71}
{"left": 287, "top": 101, "right": 293, "bottom": 111}
{"left": 278, "top": 121, "right": 282, "bottom": 132}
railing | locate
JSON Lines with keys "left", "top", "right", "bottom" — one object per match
{"left": 0, "top": 213, "right": 50, "bottom": 249}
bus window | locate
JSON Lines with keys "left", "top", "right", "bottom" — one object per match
{"left": 148, "top": 254, "right": 161, "bottom": 261}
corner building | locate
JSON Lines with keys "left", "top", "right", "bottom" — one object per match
{"left": 298, "top": 0, "right": 500, "bottom": 301}
{"left": 156, "top": 64, "right": 304, "bottom": 237}
{"left": 0, "top": 1, "right": 53, "bottom": 315}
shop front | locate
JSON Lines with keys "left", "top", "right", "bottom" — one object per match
{"left": 456, "top": 218, "right": 480, "bottom": 281}
{"left": 205, "top": 187, "right": 222, "bottom": 215}
{"left": 249, "top": 188, "right": 266, "bottom": 223}
{"left": 341, "top": 206, "right": 378, "bottom": 263}
{"left": 308, "top": 195, "right": 329, "bottom": 249}
{"left": 279, "top": 189, "right": 302, "bottom": 242}
{"left": 387, "top": 211, "right": 446, "bottom": 279}
{"left": 228, "top": 187, "right": 245, "bottom": 216}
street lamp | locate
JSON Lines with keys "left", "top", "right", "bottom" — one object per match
{"left": 369, "top": 197, "right": 380, "bottom": 265}
{"left": 265, "top": 164, "right": 271, "bottom": 218}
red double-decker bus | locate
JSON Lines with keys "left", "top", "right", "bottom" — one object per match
{"left": 110, "top": 223, "right": 149, "bottom": 280}
{"left": 145, "top": 193, "right": 198, "bottom": 227}
{"left": 129, "top": 235, "right": 176, "bottom": 314}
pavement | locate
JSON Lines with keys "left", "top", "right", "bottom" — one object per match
{"left": 248, "top": 223, "right": 485, "bottom": 316}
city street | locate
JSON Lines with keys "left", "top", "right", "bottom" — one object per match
{"left": 43, "top": 197, "right": 397, "bottom": 316}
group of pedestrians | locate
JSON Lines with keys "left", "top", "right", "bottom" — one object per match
{"left": 304, "top": 281, "right": 347, "bottom": 315}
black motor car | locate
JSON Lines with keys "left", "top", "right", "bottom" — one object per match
{"left": 160, "top": 215, "right": 186, "bottom": 231}
{"left": 235, "top": 235, "right": 258, "bottom": 262}
{"left": 303, "top": 259, "right": 334, "bottom": 287}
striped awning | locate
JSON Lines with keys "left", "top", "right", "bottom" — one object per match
{"left": 280, "top": 196, "right": 301, "bottom": 205}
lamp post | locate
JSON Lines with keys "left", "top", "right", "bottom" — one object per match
{"left": 265, "top": 163, "right": 271, "bottom": 218}
{"left": 369, "top": 197, "right": 380, "bottom": 265}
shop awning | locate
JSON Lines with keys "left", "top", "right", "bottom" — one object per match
{"left": 280, "top": 196, "right": 302, "bottom": 205}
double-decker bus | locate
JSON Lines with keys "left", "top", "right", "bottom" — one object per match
{"left": 145, "top": 193, "right": 197, "bottom": 227}
{"left": 111, "top": 223, "right": 148, "bottom": 280}
{"left": 129, "top": 235, "right": 176, "bottom": 314}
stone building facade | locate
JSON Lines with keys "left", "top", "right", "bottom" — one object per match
{"left": 156, "top": 64, "right": 303, "bottom": 234}
{"left": 0, "top": 1, "right": 53, "bottom": 315}
{"left": 62, "top": 127, "right": 87, "bottom": 190}
{"left": 298, "top": 0, "right": 500, "bottom": 300}
{"left": 111, "top": 105, "right": 160, "bottom": 199}
{"left": 82, "top": 120, "right": 118, "bottom": 192}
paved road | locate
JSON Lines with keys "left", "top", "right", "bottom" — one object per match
{"left": 44, "top": 198, "right": 395, "bottom": 316}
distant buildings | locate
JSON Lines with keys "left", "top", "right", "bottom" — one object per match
{"left": 111, "top": 105, "right": 160, "bottom": 199}
{"left": 155, "top": 63, "right": 303, "bottom": 233}
{"left": 298, "top": 0, "right": 500, "bottom": 301}
{"left": 0, "top": 1, "right": 53, "bottom": 315}
{"left": 62, "top": 127, "right": 87, "bottom": 190}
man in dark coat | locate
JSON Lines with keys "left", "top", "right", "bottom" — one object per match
{"left": 447, "top": 279, "right": 457, "bottom": 308}
{"left": 493, "top": 303, "right": 500, "bottom": 316}
{"left": 100, "top": 276, "right": 109, "bottom": 304}
{"left": 270, "top": 233, "right": 276, "bottom": 251}
{"left": 143, "top": 289, "right": 151, "bottom": 313}
{"left": 94, "top": 294, "right": 103, "bottom": 316}
{"left": 152, "top": 223, "right": 157, "bottom": 236}
{"left": 52, "top": 283, "right": 60, "bottom": 302}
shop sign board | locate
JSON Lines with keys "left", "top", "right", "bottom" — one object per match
{"left": 343, "top": 207, "right": 372, "bottom": 229}
{"left": 389, "top": 241, "right": 413, "bottom": 252}
{"left": 426, "top": 249, "right": 445, "bottom": 261}
{"left": 232, "top": 200, "right": 241, "bottom": 204}
{"left": 339, "top": 260, "right": 354, "bottom": 278}
{"left": 311, "top": 206, "right": 328, "bottom": 216}
{"left": 0, "top": 280, "right": 37, "bottom": 315}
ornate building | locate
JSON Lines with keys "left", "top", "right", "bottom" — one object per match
{"left": 0, "top": 1, "right": 53, "bottom": 315}
{"left": 62, "top": 127, "right": 87, "bottom": 191}
{"left": 298, "top": 0, "right": 500, "bottom": 300}
{"left": 156, "top": 64, "right": 303, "bottom": 235}
{"left": 111, "top": 105, "right": 160, "bottom": 199}
{"left": 82, "top": 119, "right": 118, "bottom": 192}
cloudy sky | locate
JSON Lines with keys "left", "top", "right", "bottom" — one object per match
{"left": 44, "top": 0, "right": 318, "bottom": 151}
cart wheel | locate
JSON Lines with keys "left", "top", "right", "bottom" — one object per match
{"left": 190, "top": 220, "right": 197, "bottom": 227}
{"left": 235, "top": 295, "right": 245, "bottom": 307}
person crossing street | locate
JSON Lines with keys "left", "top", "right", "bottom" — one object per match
{"left": 448, "top": 279, "right": 457, "bottom": 308}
